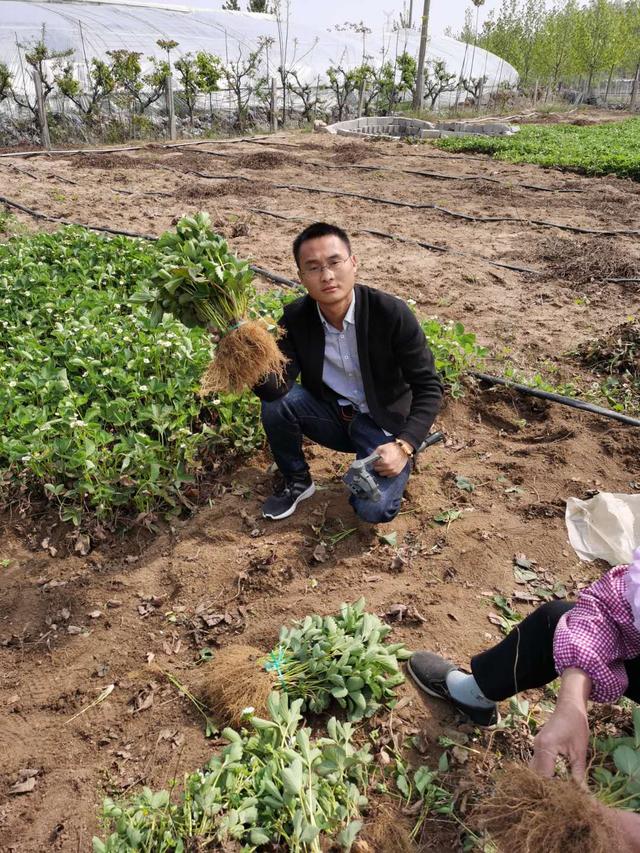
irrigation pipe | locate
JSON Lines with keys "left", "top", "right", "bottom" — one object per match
{"left": 172, "top": 144, "right": 583, "bottom": 194}
{"left": 471, "top": 371, "right": 640, "bottom": 427}
{"left": 1, "top": 191, "right": 633, "bottom": 286}
{"left": 248, "top": 206, "right": 544, "bottom": 276}
{"left": 0, "top": 134, "right": 272, "bottom": 160}
{"left": 168, "top": 168, "right": 639, "bottom": 238}
{"left": 8, "top": 148, "right": 630, "bottom": 238}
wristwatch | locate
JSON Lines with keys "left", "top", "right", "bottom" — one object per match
{"left": 395, "top": 438, "right": 414, "bottom": 458}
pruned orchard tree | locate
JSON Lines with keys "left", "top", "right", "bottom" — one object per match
{"left": 461, "top": 74, "right": 488, "bottom": 104}
{"left": 195, "top": 51, "right": 223, "bottom": 126}
{"left": 13, "top": 29, "right": 73, "bottom": 129}
{"left": 223, "top": 45, "right": 264, "bottom": 130}
{"left": 326, "top": 64, "right": 358, "bottom": 120}
{"left": 173, "top": 54, "right": 201, "bottom": 125}
{"left": 55, "top": 59, "right": 115, "bottom": 125}
{"left": 286, "top": 68, "right": 323, "bottom": 122}
{"left": 106, "top": 49, "right": 169, "bottom": 137}
{"left": 423, "top": 59, "right": 457, "bottom": 109}
{"left": 107, "top": 50, "right": 169, "bottom": 112}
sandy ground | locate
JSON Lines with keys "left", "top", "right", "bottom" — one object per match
{"left": 0, "top": 130, "right": 639, "bottom": 852}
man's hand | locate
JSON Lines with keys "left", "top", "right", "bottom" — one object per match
{"left": 372, "top": 442, "right": 410, "bottom": 477}
{"left": 530, "top": 667, "right": 591, "bottom": 783}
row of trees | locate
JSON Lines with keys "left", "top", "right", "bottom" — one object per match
{"left": 453, "top": 0, "right": 640, "bottom": 103}
{"left": 1, "top": 23, "right": 480, "bottom": 145}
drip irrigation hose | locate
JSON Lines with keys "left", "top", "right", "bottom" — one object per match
{"left": 181, "top": 145, "right": 582, "bottom": 194}
{"left": 470, "top": 371, "right": 640, "bottom": 427}
{"left": 0, "top": 134, "right": 272, "bottom": 159}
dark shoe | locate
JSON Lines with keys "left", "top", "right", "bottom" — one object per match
{"left": 407, "top": 652, "right": 499, "bottom": 727}
{"left": 262, "top": 472, "right": 315, "bottom": 520}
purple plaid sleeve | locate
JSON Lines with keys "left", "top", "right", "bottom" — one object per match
{"left": 553, "top": 562, "right": 640, "bottom": 703}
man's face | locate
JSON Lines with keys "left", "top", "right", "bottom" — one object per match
{"left": 297, "top": 235, "right": 357, "bottom": 308}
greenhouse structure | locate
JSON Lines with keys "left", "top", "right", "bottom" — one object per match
{"left": 1, "top": 0, "right": 518, "bottom": 103}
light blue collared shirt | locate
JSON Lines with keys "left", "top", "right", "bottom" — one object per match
{"left": 317, "top": 291, "right": 370, "bottom": 413}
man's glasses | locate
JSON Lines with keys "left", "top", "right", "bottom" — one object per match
{"left": 302, "top": 256, "right": 351, "bottom": 277}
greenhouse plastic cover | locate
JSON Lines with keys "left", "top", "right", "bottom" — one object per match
{"left": 1, "top": 0, "right": 518, "bottom": 92}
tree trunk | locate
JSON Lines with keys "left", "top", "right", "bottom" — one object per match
{"left": 270, "top": 77, "right": 277, "bottom": 132}
{"left": 165, "top": 73, "right": 176, "bottom": 140}
{"left": 631, "top": 59, "right": 640, "bottom": 111}
{"left": 412, "top": 0, "right": 431, "bottom": 110}
{"left": 604, "top": 65, "right": 614, "bottom": 103}
{"left": 33, "top": 69, "right": 51, "bottom": 150}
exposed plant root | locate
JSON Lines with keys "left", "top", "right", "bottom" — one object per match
{"left": 200, "top": 319, "right": 287, "bottom": 395}
{"left": 475, "top": 765, "right": 619, "bottom": 853}
{"left": 191, "top": 644, "right": 277, "bottom": 727}
{"left": 361, "top": 806, "right": 415, "bottom": 852}
{"left": 575, "top": 319, "right": 640, "bottom": 377}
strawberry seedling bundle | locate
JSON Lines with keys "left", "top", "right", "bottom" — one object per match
{"left": 132, "top": 212, "right": 287, "bottom": 394}
{"left": 196, "top": 599, "right": 411, "bottom": 726}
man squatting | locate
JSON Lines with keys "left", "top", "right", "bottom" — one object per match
{"left": 253, "top": 222, "right": 443, "bottom": 523}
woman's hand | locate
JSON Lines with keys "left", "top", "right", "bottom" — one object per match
{"left": 530, "top": 667, "right": 592, "bottom": 783}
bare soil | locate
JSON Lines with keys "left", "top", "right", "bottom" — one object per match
{"left": 1, "top": 128, "right": 640, "bottom": 852}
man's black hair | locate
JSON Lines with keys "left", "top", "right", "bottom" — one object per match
{"left": 292, "top": 222, "right": 351, "bottom": 268}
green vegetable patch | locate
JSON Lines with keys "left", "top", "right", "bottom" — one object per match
{"left": 435, "top": 119, "right": 640, "bottom": 181}
{"left": 0, "top": 226, "right": 484, "bottom": 530}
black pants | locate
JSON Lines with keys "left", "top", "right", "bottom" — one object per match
{"left": 471, "top": 600, "right": 640, "bottom": 703}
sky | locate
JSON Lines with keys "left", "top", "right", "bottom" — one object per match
{"left": 286, "top": 0, "right": 503, "bottom": 37}
{"left": 195, "top": 1, "right": 504, "bottom": 38}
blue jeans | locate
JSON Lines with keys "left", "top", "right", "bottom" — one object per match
{"left": 261, "top": 384, "right": 411, "bottom": 523}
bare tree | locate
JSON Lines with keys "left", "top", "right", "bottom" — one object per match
{"left": 223, "top": 45, "right": 264, "bottom": 130}
{"left": 423, "top": 59, "right": 457, "bottom": 109}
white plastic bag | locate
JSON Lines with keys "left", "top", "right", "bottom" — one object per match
{"left": 565, "top": 492, "right": 640, "bottom": 566}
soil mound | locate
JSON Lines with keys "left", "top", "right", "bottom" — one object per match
{"left": 537, "top": 233, "right": 638, "bottom": 286}
{"left": 233, "top": 150, "right": 296, "bottom": 169}
{"left": 177, "top": 179, "right": 267, "bottom": 199}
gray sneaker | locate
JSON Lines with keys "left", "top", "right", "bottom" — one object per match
{"left": 262, "top": 472, "right": 315, "bottom": 520}
{"left": 407, "top": 652, "right": 499, "bottom": 727}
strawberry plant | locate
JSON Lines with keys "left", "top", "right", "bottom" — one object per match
{"left": 435, "top": 119, "right": 640, "bottom": 181}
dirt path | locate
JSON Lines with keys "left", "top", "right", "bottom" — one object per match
{"left": 1, "top": 131, "right": 639, "bottom": 852}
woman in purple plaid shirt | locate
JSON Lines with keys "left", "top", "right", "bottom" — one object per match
{"left": 409, "top": 547, "right": 640, "bottom": 848}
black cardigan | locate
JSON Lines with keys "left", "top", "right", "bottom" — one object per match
{"left": 254, "top": 284, "right": 444, "bottom": 450}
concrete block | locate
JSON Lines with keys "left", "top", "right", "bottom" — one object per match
{"left": 419, "top": 129, "right": 442, "bottom": 139}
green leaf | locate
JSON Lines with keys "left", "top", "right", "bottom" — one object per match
{"left": 338, "top": 820, "right": 363, "bottom": 850}
{"left": 378, "top": 531, "right": 398, "bottom": 547}
{"left": 614, "top": 745, "right": 640, "bottom": 779}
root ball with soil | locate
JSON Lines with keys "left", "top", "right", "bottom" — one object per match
{"left": 476, "top": 765, "right": 620, "bottom": 853}
{"left": 192, "top": 644, "right": 277, "bottom": 727}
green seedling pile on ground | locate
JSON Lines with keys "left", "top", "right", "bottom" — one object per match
{"left": 435, "top": 119, "right": 640, "bottom": 181}
{"left": 274, "top": 598, "right": 411, "bottom": 720}
{"left": 94, "top": 691, "right": 371, "bottom": 853}
{"left": 0, "top": 226, "right": 484, "bottom": 529}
